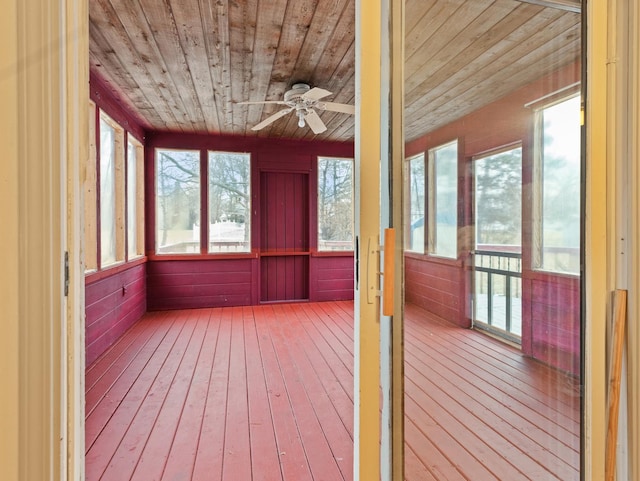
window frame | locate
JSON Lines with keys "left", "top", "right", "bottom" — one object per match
{"left": 472, "top": 143, "right": 523, "bottom": 251}
{"left": 155, "top": 148, "right": 202, "bottom": 256}
{"left": 126, "top": 135, "right": 145, "bottom": 260}
{"left": 427, "top": 139, "right": 459, "bottom": 259}
{"left": 98, "top": 111, "right": 126, "bottom": 269}
{"left": 317, "top": 156, "right": 355, "bottom": 252}
{"left": 207, "top": 150, "right": 252, "bottom": 254}
{"left": 532, "top": 94, "right": 581, "bottom": 276}
{"left": 404, "top": 153, "right": 426, "bottom": 254}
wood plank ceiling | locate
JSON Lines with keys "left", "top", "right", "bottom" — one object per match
{"left": 89, "top": 0, "right": 580, "bottom": 142}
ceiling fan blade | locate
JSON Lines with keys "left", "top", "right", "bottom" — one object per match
{"left": 238, "top": 100, "right": 288, "bottom": 105}
{"left": 302, "top": 87, "right": 332, "bottom": 101}
{"left": 304, "top": 109, "right": 327, "bottom": 134}
{"left": 251, "top": 107, "right": 293, "bottom": 131}
{"left": 317, "top": 101, "right": 355, "bottom": 115}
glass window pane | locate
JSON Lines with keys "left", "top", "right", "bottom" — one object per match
{"left": 99, "top": 118, "right": 116, "bottom": 266}
{"left": 402, "top": 1, "right": 582, "bottom": 478}
{"left": 475, "top": 147, "right": 522, "bottom": 249}
{"left": 539, "top": 96, "right": 581, "bottom": 274}
{"left": 208, "top": 152, "right": 251, "bottom": 253}
{"left": 406, "top": 154, "right": 425, "bottom": 253}
{"left": 318, "top": 157, "right": 354, "bottom": 251}
{"left": 156, "top": 149, "right": 200, "bottom": 254}
{"left": 431, "top": 141, "right": 458, "bottom": 258}
{"left": 127, "top": 139, "right": 137, "bottom": 259}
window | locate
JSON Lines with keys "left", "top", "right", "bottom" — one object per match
{"left": 85, "top": 104, "right": 144, "bottom": 272}
{"left": 156, "top": 149, "right": 201, "bottom": 254}
{"left": 208, "top": 151, "right": 251, "bottom": 253}
{"left": 99, "top": 114, "right": 124, "bottom": 267}
{"left": 405, "top": 154, "right": 425, "bottom": 253}
{"left": 534, "top": 95, "right": 581, "bottom": 274}
{"left": 127, "top": 137, "right": 144, "bottom": 259}
{"left": 317, "top": 157, "right": 354, "bottom": 251}
{"left": 428, "top": 141, "right": 458, "bottom": 258}
{"left": 475, "top": 146, "right": 522, "bottom": 248}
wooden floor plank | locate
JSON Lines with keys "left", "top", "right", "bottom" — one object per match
{"left": 404, "top": 304, "right": 580, "bottom": 481}
{"left": 161, "top": 308, "right": 222, "bottom": 481}
{"left": 289, "top": 303, "right": 354, "bottom": 435}
{"left": 99, "top": 309, "right": 200, "bottom": 480}
{"left": 85, "top": 312, "right": 167, "bottom": 418}
{"left": 283, "top": 303, "right": 353, "bottom": 479}
{"left": 130, "top": 309, "right": 212, "bottom": 481}
{"left": 243, "top": 306, "right": 284, "bottom": 481}
{"left": 85, "top": 301, "right": 580, "bottom": 481}
{"left": 404, "top": 445, "right": 439, "bottom": 481}
{"left": 406, "top": 318, "right": 579, "bottom": 443}
{"left": 268, "top": 304, "right": 345, "bottom": 481}
{"left": 85, "top": 311, "right": 189, "bottom": 479}
{"left": 254, "top": 305, "right": 314, "bottom": 481}
{"left": 191, "top": 307, "right": 234, "bottom": 481}
{"left": 221, "top": 306, "right": 252, "bottom": 481}
{"left": 85, "top": 312, "right": 154, "bottom": 389}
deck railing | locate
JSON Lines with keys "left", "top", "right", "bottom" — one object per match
{"left": 474, "top": 250, "right": 522, "bottom": 340}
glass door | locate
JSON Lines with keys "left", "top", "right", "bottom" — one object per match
{"left": 473, "top": 146, "right": 523, "bottom": 342}
{"left": 401, "top": 1, "right": 583, "bottom": 479}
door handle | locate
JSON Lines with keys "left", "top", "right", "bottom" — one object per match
{"left": 366, "top": 236, "right": 378, "bottom": 305}
{"left": 364, "top": 229, "right": 395, "bottom": 315}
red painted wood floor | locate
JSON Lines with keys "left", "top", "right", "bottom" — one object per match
{"left": 86, "top": 301, "right": 580, "bottom": 481}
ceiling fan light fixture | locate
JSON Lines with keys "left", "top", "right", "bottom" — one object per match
{"left": 297, "top": 111, "right": 306, "bottom": 128}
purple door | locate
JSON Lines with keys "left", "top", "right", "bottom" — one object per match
{"left": 260, "top": 171, "right": 309, "bottom": 302}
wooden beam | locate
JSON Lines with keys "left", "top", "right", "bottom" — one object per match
{"left": 606, "top": 289, "right": 628, "bottom": 481}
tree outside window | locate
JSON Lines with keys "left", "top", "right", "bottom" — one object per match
{"left": 208, "top": 152, "right": 251, "bottom": 253}
{"left": 318, "top": 157, "right": 354, "bottom": 251}
{"left": 475, "top": 147, "right": 522, "bottom": 249}
{"left": 156, "top": 149, "right": 201, "bottom": 254}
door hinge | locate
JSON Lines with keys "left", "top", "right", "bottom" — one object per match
{"left": 64, "top": 251, "right": 69, "bottom": 297}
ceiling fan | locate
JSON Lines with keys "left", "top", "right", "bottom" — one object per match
{"left": 238, "top": 83, "right": 355, "bottom": 134}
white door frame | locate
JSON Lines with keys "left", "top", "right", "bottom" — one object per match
{"left": 0, "top": 0, "right": 87, "bottom": 479}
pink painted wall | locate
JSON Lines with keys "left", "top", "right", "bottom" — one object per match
{"left": 145, "top": 132, "right": 355, "bottom": 309}
{"left": 85, "top": 263, "right": 146, "bottom": 366}
{"left": 86, "top": 74, "right": 148, "bottom": 366}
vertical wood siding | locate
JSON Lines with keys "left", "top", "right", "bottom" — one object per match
{"left": 260, "top": 171, "right": 310, "bottom": 302}
{"left": 260, "top": 172, "right": 309, "bottom": 252}
{"left": 86, "top": 263, "right": 147, "bottom": 366}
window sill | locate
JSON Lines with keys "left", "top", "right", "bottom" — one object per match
{"left": 404, "top": 251, "right": 463, "bottom": 267}
{"left": 148, "top": 252, "right": 258, "bottom": 261}
{"left": 85, "top": 256, "right": 147, "bottom": 285}
{"left": 311, "top": 250, "right": 354, "bottom": 257}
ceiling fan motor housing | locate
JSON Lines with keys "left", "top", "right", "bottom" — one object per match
{"left": 284, "top": 83, "right": 311, "bottom": 103}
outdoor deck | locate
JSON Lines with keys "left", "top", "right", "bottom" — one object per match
{"left": 85, "top": 301, "right": 580, "bottom": 480}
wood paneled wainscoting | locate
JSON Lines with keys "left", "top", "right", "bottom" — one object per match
{"left": 85, "top": 302, "right": 579, "bottom": 480}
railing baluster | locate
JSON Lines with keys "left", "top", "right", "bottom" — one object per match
{"left": 487, "top": 272, "right": 493, "bottom": 327}
{"left": 506, "top": 274, "right": 512, "bottom": 333}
